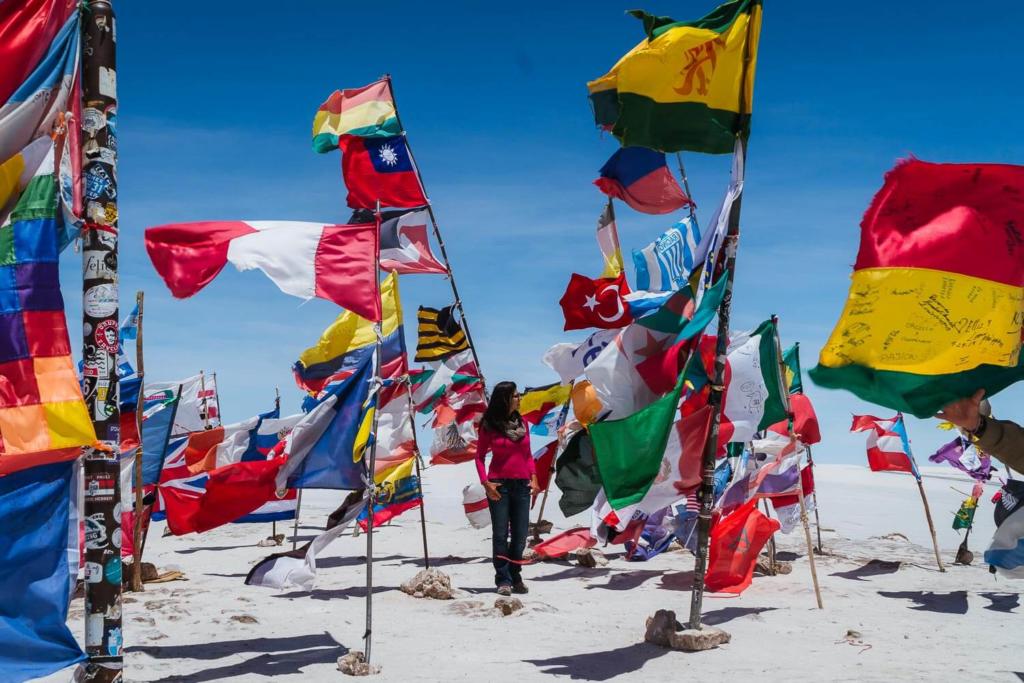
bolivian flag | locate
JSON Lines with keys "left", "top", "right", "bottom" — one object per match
{"left": 312, "top": 78, "right": 401, "bottom": 153}
{"left": 588, "top": 0, "right": 762, "bottom": 154}
{"left": 810, "top": 159, "right": 1024, "bottom": 418}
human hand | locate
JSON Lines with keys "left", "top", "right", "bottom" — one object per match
{"left": 483, "top": 480, "right": 502, "bottom": 501}
{"left": 936, "top": 389, "right": 985, "bottom": 432}
{"left": 530, "top": 477, "right": 541, "bottom": 496}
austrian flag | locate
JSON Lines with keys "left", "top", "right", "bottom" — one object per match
{"left": 145, "top": 220, "right": 381, "bottom": 321}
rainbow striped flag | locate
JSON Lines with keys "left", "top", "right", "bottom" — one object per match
{"left": 311, "top": 78, "right": 401, "bottom": 153}
{"left": 0, "top": 138, "right": 95, "bottom": 475}
{"left": 810, "top": 159, "right": 1024, "bottom": 418}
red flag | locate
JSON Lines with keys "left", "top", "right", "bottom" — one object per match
{"left": 162, "top": 459, "right": 286, "bottom": 535}
{"left": 339, "top": 135, "right": 428, "bottom": 210}
{"left": 765, "top": 393, "right": 821, "bottom": 445}
{"left": 531, "top": 441, "right": 558, "bottom": 507}
{"left": 706, "top": 497, "right": 780, "bottom": 594}
{"left": 532, "top": 528, "right": 596, "bottom": 560}
{"left": 559, "top": 272, "right": 633, "bottom": 331}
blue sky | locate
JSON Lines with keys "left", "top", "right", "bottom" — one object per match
{"left": 60, "top": 0, "right": 1024, "bottom": 465}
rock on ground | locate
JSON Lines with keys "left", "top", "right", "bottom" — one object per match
{"left": 576, "top": 548, "right": 608, "bottom": 568}
{"left": 494, "top": 597, "right": 524, "bottom": 616}
{"left": 338, "top": 651, "right": 381, "bottom": 676}
{"left": 644, "top": 609, "right": 731, "bottom": 652}
{"left": 400, "top": 568, "right": 454, "bottom": 600}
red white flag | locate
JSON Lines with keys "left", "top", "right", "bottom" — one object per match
{"left": 145, "top": 220, "right": 381, "bottom": 321}
{"left": 851, "top": 414, "right": 918, "bottom": 475}
{"left": 559, "top": 272, "right": 633, "bottom": 331}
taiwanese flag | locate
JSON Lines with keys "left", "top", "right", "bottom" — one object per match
{"left": 594, "top": 147, "right": 692, "bottom": 215}
{"left": 340, "top": 135, "right": 428, "bottom": 210}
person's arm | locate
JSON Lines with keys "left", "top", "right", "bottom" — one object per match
{"left": 938, "top": 389, "right": 1024, "bottom": 473}
{"left": 525, "top": 440, "right": 540, "bottom": 494}
{"left": 974, "top": 417, "right": 1024, "bottom": 474}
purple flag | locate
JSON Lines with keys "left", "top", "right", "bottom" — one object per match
{"left": 928, "top": 437, "right": 994, "bottom": 482}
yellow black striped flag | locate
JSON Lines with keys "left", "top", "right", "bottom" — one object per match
{"left": 415, "top": 306, "right": 470, "bottom": 362}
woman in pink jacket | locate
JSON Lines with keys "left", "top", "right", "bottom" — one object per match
{"left": 475, "top": 382, "right": 540, "bottom": 596}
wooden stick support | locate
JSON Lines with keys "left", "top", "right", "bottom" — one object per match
{"left": 798, "top": 471, "right": 824, "bottom": 609}
{"left": 915, "top": 477, "right": 946, "bottom": 572}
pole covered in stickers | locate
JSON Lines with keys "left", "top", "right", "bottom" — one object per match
{"left": 80, "top": 1, "right": 124, "bottom": 680}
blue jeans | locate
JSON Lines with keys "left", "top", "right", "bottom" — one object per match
{"left": 487, "top": 479, "right": 531, "bottom": 587}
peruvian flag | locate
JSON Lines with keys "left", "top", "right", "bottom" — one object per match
{"left": 145, "top": 220, "right": 381, "bottom": 321}
{"left": 339, "top": 135, "right": 428, "bottom": 210}
{"left": 851, "top": 414, "right": 918, "bottom": 476}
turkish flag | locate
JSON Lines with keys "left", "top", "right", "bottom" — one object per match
{"left": 559, "top": 272, "right": 633, "bottom": 331}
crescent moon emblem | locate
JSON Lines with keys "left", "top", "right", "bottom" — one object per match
{"left": 597, "top": 284, "right": 625, "bottom": 323}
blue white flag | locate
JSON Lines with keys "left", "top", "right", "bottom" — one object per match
{"left": 120, "top": 304, "right": 139, "bottom": 341}
{"left": 0, "top": 462, "right": 86, "bottom": 680}
{"left": 985, "top": 480, "right": 1024, "bottom": 579}
{"left": 632, "top": 216, "right": 701, "bottom": 292}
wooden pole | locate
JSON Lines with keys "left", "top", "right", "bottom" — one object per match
{"left": 382, "top": 75, "right": 485, "bottom": 385}
{"left": 796, "top": 462, "right": 824, "bottom": 608}
{"left": 805, "top": 444, "right": 824, "bottom": 552}
{"left": 915, "top": 475, "right": 946, "bottom": 572}
{"left": 687, "top": 141, "right": 746, "bottom": 631}
{"left": 771, "top": 315, "right": 823, "bottom": 608}
{"left": 761, "top": 498, "right": 777, "bottom": 574}
{"left": 130, "top": 291, "right": 145, "bottom": 592}
{"left": 80, "top": 2, "right": 123, "bottom": 679}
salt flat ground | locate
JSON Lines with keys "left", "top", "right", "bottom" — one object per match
{"left": 40, "top": 464, "right": 1022, "bottom": 682}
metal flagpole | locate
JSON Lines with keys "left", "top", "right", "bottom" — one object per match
{"left": 80, "top": 2, "right": 123, "bottom": 679}
{"left": 687, "top": 10, "right": 758, "bottom": 631}
{"left": 771, "top": 316, "right": 822, "bottom": 608}
{"left": 291, "top": 491, "right": 303, "bottom": 551}
{"left": 271, "top": 387, "right": 280, "bottom": 544}
{"left": 211, "top": 371, "right": 223, "bottom": 426}
{"left": 199, "top": 370, "right": 211, "bottom": 429}
{"left": 363, "top": 201, "right": 385, "bottom": 668}
{"left": 130, "top": 291, "right": 145, "bottom": 592}
{"left": 382, "top": 75, "right": 484, "bottom": 383}
{"left": 674, "top": 152, "right": 698, "bottom": 222}
{"left": 405, "top": 380, "right": 431, "bottom": 569}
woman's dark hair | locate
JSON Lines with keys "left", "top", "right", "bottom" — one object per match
{"left": 482, "top": 381, "right": 520, "bottom": 434}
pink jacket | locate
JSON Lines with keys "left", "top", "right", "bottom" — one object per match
{"left": 475, "top": 424, "right": 535, "bottom": 483}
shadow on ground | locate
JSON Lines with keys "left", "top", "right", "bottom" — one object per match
{"left": 877, "top": 590, "right": 969, "bottom": 614}
{"left": 831, "top": 559, "right": 901, "bottom": 582}
{"left": 129, "top": 632, "right": 345, "bottom": 682}
{"left": 524, "top": 643, "right": 669, "bottom": 680}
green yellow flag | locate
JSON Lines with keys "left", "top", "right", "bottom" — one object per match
{"left": 783, "top": 343, "right": 803, "bottom": 395}
{"left": 588, "top": 0, "right": 762, "bottom": 154}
